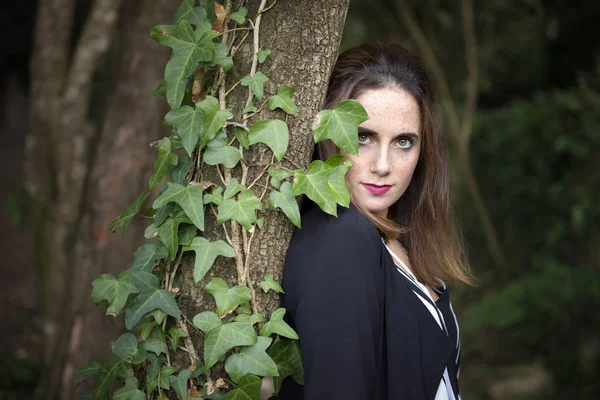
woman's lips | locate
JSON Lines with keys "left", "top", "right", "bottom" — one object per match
{"left": 362, "top": 183, "right": 392, "bottom": 195}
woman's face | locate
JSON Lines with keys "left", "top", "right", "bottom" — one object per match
{"left": 341, "top": 86, "right": 422, "bottom": 218}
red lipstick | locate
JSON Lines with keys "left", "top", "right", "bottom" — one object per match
{"left": 362, "top": 184, "right": 392, "bottom": 195}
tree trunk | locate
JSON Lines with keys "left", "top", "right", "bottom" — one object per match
{"left": 26, "top": 1, "right": 178, "bottom": 398}
{"left": 174, "top": 0, "right": 350, "bottom": 384}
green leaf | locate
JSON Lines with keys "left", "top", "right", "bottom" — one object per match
{"left": 199, "top": 0, "right": 216, "bottom": 22}
{"left": 150, "top": 309, "right": 167, "bottom": 324}
{"left": 269, "top": 182, "right": 300, "bottom": 228}
{"left": 229, "top": 7, "right": 248, "bottom": 24}
{"left": 217, "top": 190, "right": 262, "bottom": 230}
{"left": 232, "top": 126, "right": 249, "bottom": 150}
{"left": 204, "top": 322, "right": 257, "bottom": 368}
{"left": 225, "top": 336, "right": 278, "bottom": 383}
{"left": 205, "top": 278, "right": 252, "bottom": 315}
{"left": 258, "top": 274, "right": 285, "bottom": 294}
{"left": 153, "top": 182, "right": 205, "bottom": 231}
{"left": 76, "top": 361, "right": 103, "bottom": 379}
{"left": 173, "top": 154, "right": 194, "bottom": 185}
{"left": 257, "top": 48, "right": 271, "bottom": 64}
{"left": 313, "top": 99, "right": 369, "bottom": 156}
{"left": 233, "top": 313, "right": 264, "bottom": 326}
{"left": 223, "top": 178, "right": 245, "bottom": 199}
{"left": 160, "top": 365, "right": 177, "bottom": 390}
{"left": 174, "top": 0, "right": 209, "bottom": 26}
{"left": 183, "top": 237, "right": 236, "bottom": 283}
{"left": 209, "top": 42, "right": 233, "bottom": 72}
{"left": 178, "top": 224, "right": 197, "bottom": 246}
{"left": 168, "top": 327, "right": 187, "bottom": 352}
{"left": 196, "top": 96, "right": 233, "bottom": 149}
{"left": 130, "top": 242, "right": 168, "bottom": 272}
{"left": 140, "top": 335, "right": 168, "bottom": 356}
{"left": 236, "top": 303, "right": 252, "bottom": 316}
{"left": 113, "top": 333, "right": 138, "bottom": 361}
{"left": 157, "top": 217, "right": 180, "bottom": 260}
{"left": 222, "top": 374, "right": 262, "bottom": 400}
{"left": 242, "top": 102, "right": 257, "bottom": 115}
{"left": 241, "top": 72, "right": 269, "bottom": 101}
{"left": 267, "top": 166, "right": 291, "bottom": 189}
{"left": 155, "top": 202, "right": 176, "bottom": 227}
{"left": 125, "top": 288, "right": 180, "bottom": 330}
{"left": 113, "top": 376, "right": 146, "bottom": 400}
{"left": 152, "top": 80, "right": 167, "bottom": 97}
{"left": 91, "top": 271, "right": 139, "bottom": 315}
{"left": 203, "top": 186, "right": 224, "bottom": 206}
{"left": 255, "top": 218, "right": 264, "bottom": 229}
{"left": 139, "top": 319, "right": 157, "bottom": 340}
{"left": 149, "top": 138, "right": 178, "bottom": 189}
{"left": 144, "top": 223, "right": 158, "bottom": 239}
{"left": 95, "top": 362, "right": 124, "bottom": 399}
{"left": 148, "top": 354, "right": 165, "bottom": 380}
{"left": 269, "top": 338, "right": 304, "bottom": 392}
{"left": 292, "top": 160, "right": 337, "bottom": 216}
{"left": 164, "top": 105, "right": 204, "bottom": 156}
{"left": 129, "top": 270, "right": 160, "bottom": 293}
{"left": 267, "top": 85, "right": 297, "bottom": 115}
{"left": 193, "top": 311, "right": 223, "bottom": 333}
{"left": 204, "top": 146, "right": 242, "bottom": 168}
{"left": 207, "top": 129, "right": 227, "bottom": 149}
{"left": 169, "top": 369, "right": 193, "bottom": 400}
{"left": 260, "top": 308, "right": 298, "bottom": 339}
{"left": 248, "top": 120, "right": 289, "bottom": 161}
{"left": 326, "top": 155, "right": 353, "bottom": 208}
{"left": 151, "top": 21, "right": 215, "bottom": 108}
{"left": 108, "top": 192, "right": 149, "bottom": 239}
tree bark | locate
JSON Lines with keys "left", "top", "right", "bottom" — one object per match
{"left": 26, "top": 0, "right": 178, "bottom": 398}
{"left": 174, "top": 0, "right": 350, "bottom": 386}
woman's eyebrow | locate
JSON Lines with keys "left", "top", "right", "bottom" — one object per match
{"left": 358, "top": 126, "right": 420, "bottom": 139}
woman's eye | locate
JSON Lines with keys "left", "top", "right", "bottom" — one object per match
{"left": 358, "top": 134, "right": 371, "bottom": 144}
{"left": 397, "top": 138, "right": 413, "bottom": 149}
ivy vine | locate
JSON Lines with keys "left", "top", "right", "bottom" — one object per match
{"left": 77, "top": 1, "right": 367, "bottom": 399}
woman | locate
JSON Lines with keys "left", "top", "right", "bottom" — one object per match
{"left": 279, "top": 42, "right": 472, "bottom": 400}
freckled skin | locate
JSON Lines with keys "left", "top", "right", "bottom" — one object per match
{"left": 341, "top": 87, "right": 422, "bottom": 218}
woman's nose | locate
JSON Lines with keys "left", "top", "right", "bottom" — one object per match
{"left": 370, "top": 148, "right": 392, "bottom": 176}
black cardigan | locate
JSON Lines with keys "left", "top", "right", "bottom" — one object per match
{"left": 279, "top": 203, "right": 460, "bottom": 400}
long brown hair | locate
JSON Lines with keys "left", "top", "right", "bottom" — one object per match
{"left": 316, "top": 42, "right": 471, "bottom": 286}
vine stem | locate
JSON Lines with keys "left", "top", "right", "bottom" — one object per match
{"left": 218, "top": 27, "right": 253, "bottom": 36}
{"left": 244, "top": 0, "right": 269, "bottom": 110}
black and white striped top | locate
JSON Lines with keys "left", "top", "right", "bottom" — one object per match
{"left": 383, "top": 239, "right": 462, "bottom": 400}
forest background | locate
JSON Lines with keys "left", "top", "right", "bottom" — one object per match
{"left": 0, "top": 0, "right": 599, "bottom": 399}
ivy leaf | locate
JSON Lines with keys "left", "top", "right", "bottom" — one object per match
{"left": 182, "top": 237, "right": 236, "bottom": 283}
{"left": 168, "top": 327, "right": 187, "bottom": 352}
{"left": 76, "top": 361, "right": 103, "bottom": 379}
{"left": 130, "top": 242, "right": 168, "bottom": 273}
{"left": 234, "top": 313, "right": 265, "bottom": 326}
{"left": 255, "top": 218, "right": 264, "bottom": 229}
{"left": 207, "top": 130, "right": 227, "bottom": 149}
{"left": 242, "top": 102, "right": 257, "bottom": 115}
{"left": 225, "top": 336, "right": 278, "bottom": 383}
{"left": 257, "top": 48, "right": 271, "bottom": 64}
{"left": 203, "top": 186, "right": 224, "bottom": 206}
{"left": 125, "top": 288, "right": 180, "bottom": 330}
{"left": 269, "top": 182, "right": 300, "bottom": 228}
{"left": 139, "top": 319, "right": 157, "bottom": 340}
{"left": 326, "top": 154, "right": 353, "bottom": 208}
{"left": 129, "top": 270, "right": 160, "bottom": 293}
{"left": 223, "top": 178, "right": 245, "bottom": 199}
{"left": 205, "top": 278, "right": 252, "bottom": 315}
{"left": 222, "top": 374, "right": 262, "bottom": 400}
{"left": 155, "top": 202, "right": 176, "bottom": 227}
{"left": 178, "top": 224, "right": 197, "bottom": 246}
{"left": 152, "top": 80, "right": 167, "bottom": 97}
{"left": 237, "top": 303, "right": 252, "bottom": 316}
{"left": 149, "top": 138, "right": 178, "bottom": 189}
{"left": 173, "top": 154, "right": 194, "bottom": 185}
{"left": 150, "top": 309, "right": 167, "bottom": 325}
{"left": 193, "top": 311, "right": 223, "bottom": 333}
{"left": 113, "top": 377, "right": 146, "bottom": 400}
{"left": 232, "top": 126, "right": 249, "bottom": 150}
{"left": 140, "top": 335, "right": 168, "bottom": 356}
{"left": 113, "top": 333, "right": 138, "bottom": 361}
{"left": 160, "top": 365, "right": 177, "bottom": 390}
{"left": 174, "top": 0, "right": 208, "bottom": 26}
{"left": 108, "top": 192, "right": 149, "bottom": 239}
{"left": 153, "top": 182, "right": 205, "bottom": 231}
{"left": 292, "top": 160, "right": 337, "bottom": 216}
{"left": 241, "top": 72, "right": 269, "bottom": 101}
{"left": 217, "top": 190, "right": 262, "bottom": 230}
{"left": 95, "top": 362, "right": 124, "bottom": 399}
{"left": 204, "top": 322, "right": 257, "bottom": 368}
{"left": 313, "top": 99, "right": 369, "bottom": 156}
{"left": 196, "top": 96, "right": 233, "bottom": 149}
{"left": 209, "top": 42, "right": 233, "bottom": 72}
{"left": 229, "top": 7, "right": 248, "bottom": 24}
{"left": 204, "top": 146, "right": 242, "bottom": 169}
{"left": 248, "top": 120, "right": 289, "bottom": 162}
{"left": 157, "top": 217, "right": 180, "bottom": 260}
{"left": 268, "top": 85, "right": 297, "bottom": 115}
{"left": 151, "top": 20, "right": 215, "bottom": 109}
{"left": 91, "top": 271, "right": 139, "bottom": 316}
{"left": 267, "top": 166, "right": 291, "bottom": 189}
{"left": 260, "top": 308, "right": 298, "bottom": 339}
{"left": 258, "top": 274, "right": 285, "bottom": 294}
{"left": 144, "top": 223, "right": 158, "bottom": 239}
{"left": 269, "top": 338, "right": 304, "bottom": 392}
{"left": 169, "top": 369, "right": 193, "bottom": 400}
{"left": 164, "top": 105, "right": 204, "bottom": 157}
